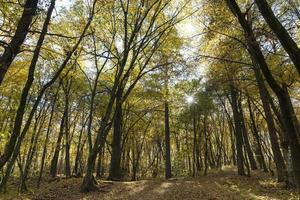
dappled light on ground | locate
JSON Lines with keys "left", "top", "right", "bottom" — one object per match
{"left": 5, "top": 170, "right": 297, "bottom": 200}
{"left": 0, "top": 0, "right": 300, "bottom": 199}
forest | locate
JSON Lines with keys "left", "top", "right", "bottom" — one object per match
{"left": 0, "top": 0, "right": 299, "bottom": 199}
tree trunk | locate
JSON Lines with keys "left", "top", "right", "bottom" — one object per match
{"left": 0, "top": 104, "right": 45, "bottom": 191}
{"left": 254, "top": 0, "right": 300, "bottom": 75}
{"left": 64, "top": 88, "right": 71, "bottom": 178}
{"left": 73, "top": 118, "right": 86, "bottom": 177}
{"left": 81, "top": 149, "right": 98, "bottom": 192}
{"left": 0, "top": 0, "right": 39, "bottom": 84}
{"left": 252, "top": 65, "right": 287, "bottom": 181}
{"left": 238, "top": 98, "right": 257, "bottom": 170}
{"left": 38, "top": 88, "right": 59, "bottom": 187}
{"left": 247, "top": 98, "right": 268, "bottom": 172}
{"left": 20, "top": 108, "right": 47, "bottom": 193}
{"left": 0, "top": 0, "right": 56, "bottom": 170}
{"left": 193, "top": 111, "right": 201, "bottom": 173}
{"left": 164, "top": 101, "right": 172, "bottom": 179}
{"left": 108, "top": 92, "right": 123, "bottom": 181}
{"left": 50, "top": 108, "right": 66, "bottom": 178}
{"left": 229, "top": 84, "right": 245, "bottom": 175}
{"left": 203, "top": 116, "right": 209, "bottom": 176}
{"left": 226, "top": 0, "right": 300, "bottom": 193}
{"left": 96, "top": 146, "right": 103, "bottom": 179}
{"left": 81, "top": 93, "right": 116, "bottom": 192}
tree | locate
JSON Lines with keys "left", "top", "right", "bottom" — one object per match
{"left": 226, "top": 0, "right": 300, "bottom": 194}
{"left": 254, "top": 0, "right": 300, "bottom": 75}
{"left": 0, "top": 0, "right": 39, "bottom": 84}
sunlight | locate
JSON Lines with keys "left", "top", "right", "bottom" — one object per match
{"left": 1, "top": 0, "right": 299, "bottom": 199}
{"left": 186, "top": 95, "right": 195, "bottom": 105}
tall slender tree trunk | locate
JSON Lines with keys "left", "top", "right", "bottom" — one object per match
{"left": 193, "top": 112, "right": 201, "bottom": 172}
{"left": 0, "top": 104, "right": 45, "bottom": 191}
{"left": 109, "top": 91, "right": 123, "bottom": 181}
{"left": 238, "top": 99, "right": 257, "bottom": 170}
{"left": 229, "top": 119, "right": 236, "bottom": 166}
{"left": 254, "top": 0, "right": 300, "bottom": 75}
{"left": 131, "top": 146, "right": 137, "bottom": 181}
{"left": 226, "top": 0, "right": 300, "bottom": 193}
{"left": 38, "top": 88, "right": 59, "bottom": 187}
{"left": 252, "top": 64, "right": 287, "bottom": 181}
{"left": 20, "top": 107, "right": 47, "bottom": 193}
{"left": 164, "top": 101, "right": 172, "bottom": 179}
{"left": 50, "top": 108, "right": 66, "bottom": 178}
{"left": 230, "top": 84, "right": 245, "bottom": 175}
{"left": 203, "top": 116, "right": 209, "bottom": 176}
{"left": 192, "top": 110, "right": 200, "bottom": 175}
{"left": 0, "top": 0, "right": 39, "bottom": 84}
{"left": 64, "top": 87, "right": 71, "bottom": 178}
{"left": 81, "top": 92, "right": 116, "bottom": 192}
{"left": 247, "top": 98, "right": 268, "bottom": 172}
{"left": 73, "top": 117, "right": 87, "bottom": 177}
{"left": 0, "top": 0, "right": 56, "bottom": 171}
{"left": 96, "top": 147, "right": 103, "bottom": 179}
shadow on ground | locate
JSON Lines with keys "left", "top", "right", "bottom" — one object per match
{"left": 2, "top": 170, "right": 297, "bottom": 200}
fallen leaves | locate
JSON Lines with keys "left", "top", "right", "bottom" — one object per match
{"left": 2, "top": 169, "right": 298, "bottom": 200}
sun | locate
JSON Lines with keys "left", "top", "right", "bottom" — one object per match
{"left": 186, "top": 95, "right": 194, "bottom": 105}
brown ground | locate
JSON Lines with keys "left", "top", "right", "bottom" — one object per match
{"left": 2, "top": 170, "right": 298, "bottom": 200}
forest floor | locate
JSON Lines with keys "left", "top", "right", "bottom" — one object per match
{"left": 1, "top": 169, "right": 298, "bottom": 200}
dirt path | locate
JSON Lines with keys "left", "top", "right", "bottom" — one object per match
{"left": 5, "top": 170, "right": 298, "bottom": 200}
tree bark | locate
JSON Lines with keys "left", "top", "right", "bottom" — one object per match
{"left": 96, "top": 147, "right": 103, "bottom": 179}
{"left": 38, "top": 87, "right": 59, "bottom": 187}
{"left": 81, "top": 88, "right": 116, "bottom": 192}
{"left": 108, "top": 90, "right": 123, "bottom": 181}
{"left": 164, "top": 101, "right": 172, "bottom": 179}
{"left": 73, "top": 115, "right": 87, "bottom": 177}
{"left": 0, "top": 0, "right": 39, "bottom": 84}
{"left": 254, "top": 0, "right": 300, "bottom": 75}
{"left": 50, "top": 108, "right": 66, "bottom": 178}
{"left": 0, "top": 0, "right": 56, "bottom": 170}
{"left": 247, "top": 98, "right": 268, "bottom": 172}
{"left": 230, "top": 84, "right": 245, "bottom": 175}
{"left": 226, "top": 0, "right": 300, "bottom": 193}
{"left": 63, "top": 82, "right": 72, "bottom": 178}
{"left": 238, "top": 98, "right": 257, "bottom": 170}
{"left": 20, "top": 106, "right": 48, "bottom": 193}
{"left": 251, "top": 63, "right": 287, "bottom": 182}
{"left": 203, "top": 115, "right": 209, "bottom": 176}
